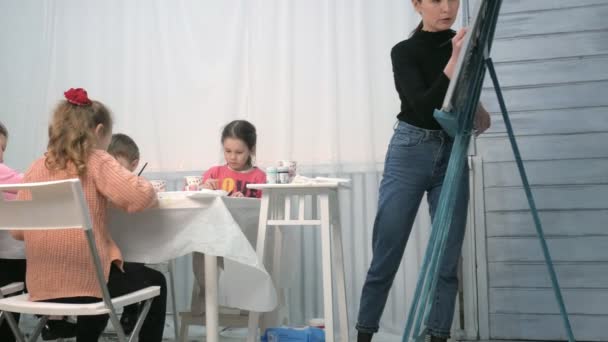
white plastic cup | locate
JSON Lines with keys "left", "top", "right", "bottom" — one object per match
{"left": 278, "top": 166, "right": 290, "bottom": 184}
{"left": 266, "top": 166, "right": 278, "bottom": 184}
{"left": 150, "top": 180, "right": 167, "bottom": 192}
{"left": 278, "top": 160, "right": 297, "bottom": 182}
{"left": 184, "top": 176, "right": 203, "bottom": 191}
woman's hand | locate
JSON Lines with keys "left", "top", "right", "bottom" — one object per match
{"left": 202, "top": 179, "right": 218, "bottom": 190}
{"left": 444, "top": 28, "right": 467, "bottom": 80}
{"left": 474, "top": 103, "right": 491, "bottom": 135}
{"left": 230, "top": 191, "right": 245, "bottom": 198}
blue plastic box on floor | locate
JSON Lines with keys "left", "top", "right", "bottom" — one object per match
{"left": 262, "top": 326, "right": 325, "bottom": 342}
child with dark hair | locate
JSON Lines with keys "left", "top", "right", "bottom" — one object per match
{"left": 107, "top": 133, "right": 140, "bottom": 172}
{"left": 201, "top": 120, "right": 266, "bottom": 197}
{"left": 107, "top": 132, "right": 146, "bottom": 334}
{"left": 192, "top": 120, "right": 266, "bottom": 318}
{"left": 0, "top": 120, "right": 28, "bottom": 342}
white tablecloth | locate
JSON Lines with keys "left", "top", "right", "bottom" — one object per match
{"left": 108, "top": 191, "right": 277, "bottom": 312}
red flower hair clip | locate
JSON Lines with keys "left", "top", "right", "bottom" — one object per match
{"left": 64, "top": 88, "right": 92, "bottom": 106}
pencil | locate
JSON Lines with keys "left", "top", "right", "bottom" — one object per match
{"left": 137, "top": 162, "right": 148, "bottom": 176}
{"left": 439, "top": 38, "right": 452, "bottom": 47}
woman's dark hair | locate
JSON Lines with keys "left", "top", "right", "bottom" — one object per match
{"left": 411, "top": 20, "right": 424, "bottom": 36}
{"left": 221, "top": 120, "right": 257, "bottom": 166}
{"left": 410, "top": 0, "right": 424, "bottom": 36}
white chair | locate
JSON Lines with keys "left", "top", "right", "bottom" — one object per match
{"left": 0, "top": 179, "right": 160, "bottom": 342}
{"left": 0, "top": 282, "right": 25, "bottom": 338}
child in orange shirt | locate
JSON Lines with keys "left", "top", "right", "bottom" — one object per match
{"left": 11, "top": 88, "right": 166, "bottom": 342}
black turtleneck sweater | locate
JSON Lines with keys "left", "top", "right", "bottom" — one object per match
{"left": 391, "top": 29, "right": 455, "bottom": 130}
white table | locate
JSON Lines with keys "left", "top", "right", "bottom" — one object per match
{"left": 246, "top": 182, "right": 350, "bottom": 342}
{"left": 108, "top": 191, "right": 277, "bottom": 342}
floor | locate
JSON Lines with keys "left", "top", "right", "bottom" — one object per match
{"left": 18, "top": 315, "right": 538, "bottom": 341}
{"left": 18, "top": 315, "right": 407, "bottom": 341}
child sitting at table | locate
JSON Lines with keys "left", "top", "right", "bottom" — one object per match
{"left": 0, "top": 122, "right": 23, "bottom": 200}
{"left": 107, "top": 132, "right": 147, "bottom": 334}
{"left": 107, "top": 133, "right": 140, "bottom": 172}
{"left": 10, "top": 88, "right": 166, "bottom": 342}
{"left": 0, "top": 121, "right": 28, "bottom": 342}
{"left": 0, "top": 121, "right": 79, "bottom": 342}
{"left": 201, "top": 120, "right": 266, "bottom": 197}
{"left": 191, "top": 120, "right": 266, "bottom": 318}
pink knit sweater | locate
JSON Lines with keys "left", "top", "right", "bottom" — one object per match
{"left": 11, "top": 150, "right": 156, "bottom": 301}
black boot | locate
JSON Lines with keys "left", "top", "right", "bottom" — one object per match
{"left": 357, "top": 331, "right": 373, "bottom": 342}
{"left": 425, "top": 334, "right": 448, "bottom": 342}
{"left": 120, "top": 303, "right": 141, "bottom": 335}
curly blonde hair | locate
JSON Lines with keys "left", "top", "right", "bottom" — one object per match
{"left": 45, "top": 100, "right": 112, "bottom": 175}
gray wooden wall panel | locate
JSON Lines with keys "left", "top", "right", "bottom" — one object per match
{"left": 483, "top": 55, "right": 608, "bottom": 88}
{"left": 486, "top": 107, "right": 608, "bottom": 136}
{"left": 492, "top": 31, "right": 608, "bottom": 63}
{"left": 489, "top": 263, "right": 608, "bottom": 288}
{"left": 486, "top": 210, "right": 608, "bottom": 237}
{"left": 486, "top": 185, "right": 608, "bottom": 211}
{"left": 475, "top": 1, "right": 608, "bottom": 339}
{"left": 495, "top": 5, "right": 608, "bottom": 39}
{"left": 479, "top": 132, "right": 608, "bottom": 162}
{"left": 490, "top": 313, "right": 602, "bottom": 341}
{"left": 487, "top": 236, "right": 608, "bottom": 262}
{"left": 490, "top": 288, "right": 608, "bottom": 315}
{"left": 484, "top": 159, "right": 608, "bottom": 187}
{"left": 500, "top": 0, "right": 608, "bottom": 14}
{"left": 480, "top": 81, "right": 608, "bottom": 113}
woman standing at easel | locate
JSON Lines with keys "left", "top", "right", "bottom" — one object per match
{"left": 356, "top": 1, "right": 490, "bottom": 341}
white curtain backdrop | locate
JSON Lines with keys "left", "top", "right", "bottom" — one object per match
{"left": 0, "top": 0, "right": 462, "bottom": 337}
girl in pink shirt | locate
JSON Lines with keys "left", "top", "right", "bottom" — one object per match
{"left": 202, "top": 120, "right": 266, "bottom": 198}
{"left": 0, "top": 121, "right": 27, "bottom": 342}
{"left": 191, "top": 120, "right": 266, "bottom": 315}
{"left": 0, "top": 122, "right": 23, "bottom": 200}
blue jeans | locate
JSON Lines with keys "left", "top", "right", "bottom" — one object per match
{"left": 356, "top": 121, "right": 469, "bottom": 337}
